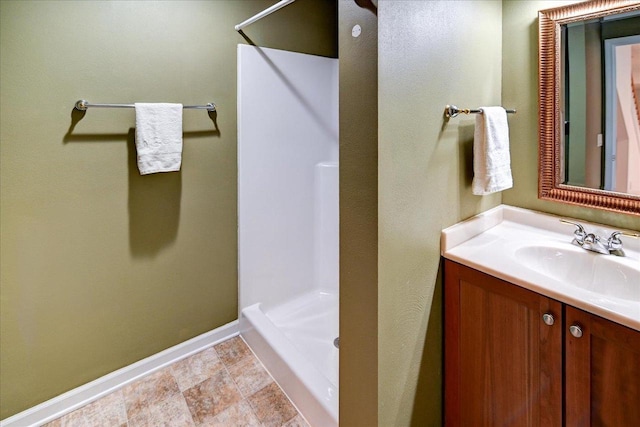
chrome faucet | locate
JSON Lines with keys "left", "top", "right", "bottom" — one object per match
{"left": 581, "top": 232, "right": 610, "bottom": 255}
{"left": 560, "top": 219, "right": 639, "bottom": 256}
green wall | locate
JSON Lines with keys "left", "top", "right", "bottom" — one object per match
{"left": 378, "top": 1, "right": 503, "bottom": 425}
{"left": 0, "top": 0, "right": 337, "bottom": 419}
{"left": 339, "top": 2, "right": 378, "bottom": 426}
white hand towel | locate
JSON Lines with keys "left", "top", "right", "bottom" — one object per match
{"left": 134, "top": 103, "right": 183, "bottom": 175}
{"left": 472, "top": 106, "right": 513, "bottom": 195}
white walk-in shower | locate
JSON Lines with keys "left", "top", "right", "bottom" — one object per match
{"left": 237, "top": 45, "right": 339, "bottom": 427}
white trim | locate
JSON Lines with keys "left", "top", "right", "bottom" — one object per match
{"left": 0, "top": 321, "right": 239, "bottom": 427}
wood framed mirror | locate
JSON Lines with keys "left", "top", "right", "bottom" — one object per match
{"left": 538, "top": 0, "right": 640, "bottom": 216}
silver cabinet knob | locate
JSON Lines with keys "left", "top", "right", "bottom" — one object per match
{"left": 542, "top": 313, "right": 555, "bottom": 326}
{"left": 569, "top": 325, "right": 583, "bottom": 338}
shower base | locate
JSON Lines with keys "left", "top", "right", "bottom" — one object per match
{"left": 240, "top": 290, "right": 338, "bottom": 427}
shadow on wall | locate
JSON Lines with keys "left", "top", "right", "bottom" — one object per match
{"left": 63, "top": 108, "right": 221, "bottom": 258}
{"left": 126, "top": 111, "right": 220, "bottom": 257}
{"left": 236, "top": 35, "right": 337, "bottom": 142}
{"left": 458, "top": 123, "right": 475, "bottom": 188}
{"left": 355, "top": 0, "right": 377, "bottom": 16}
{"left": 409, "top": 265, "right": 443, "bottom": 426}
{"left": 126, "top": 128, "right": 181, "bottom": 258}
{"left": 457, "top": 122, "right": 484, "bottom": 216}
{"left": 63, "top": 113, "right": 181, "bottom": 258}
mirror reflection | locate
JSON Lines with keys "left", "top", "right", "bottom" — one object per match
{"left": 561, "top": 11, "right": 640, "bottom": 196}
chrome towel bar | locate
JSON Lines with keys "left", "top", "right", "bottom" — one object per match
{"left": 74, "top": 100, "right": 216, "bottom": 112}
{"left": 445, "top": 104, "right": 516, "bottom": 119}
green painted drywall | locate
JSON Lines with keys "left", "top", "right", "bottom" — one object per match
{"left": 339, "top": 2, "right": 378, "bottom": 426}
{"left": 502, "top": 0, "right": 640, "bottom": 230}
{"left": 378, "top": 1, "right": 503, "bottom": 425}
{"left": 0, "top": 0, "right": 337, "bottom": 419}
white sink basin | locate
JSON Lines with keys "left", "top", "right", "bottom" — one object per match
{"left": 514, "top": 244, "right": 640, "bottom": 302}
{"left": 442, "top": 205, "right": 640, "bottom": 331}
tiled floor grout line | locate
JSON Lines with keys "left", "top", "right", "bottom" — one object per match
{"left": 233, "top": 337, "right": 309, "bottom": 427}
{"left": 185, "top": 340, "right": 251, "bottom": 426}
{"left": 215, "top": 336, "right": 303, "bottom": 427}
{"left": 213, "top": 340, "right": 266, "bottom": 426}
{"left": 43, "top": 336, "right": 309, "bottom": 427}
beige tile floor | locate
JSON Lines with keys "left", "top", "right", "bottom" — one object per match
{"left": 43, "top": 336, "right": 309, "bottom": 427}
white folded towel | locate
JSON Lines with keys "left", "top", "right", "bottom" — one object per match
{"left": 472, "top": 106, "right": 513, "bottom": 195}
{"left": 134, "top": 103, "right": 183, "bottom": 175}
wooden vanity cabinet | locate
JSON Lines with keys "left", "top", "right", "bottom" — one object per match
{"left": 444, "top": 260, "right": 640, "bottom": 426}
{"left": 444, "top": 260, "right": 563, "bottom": 425}
{"left": 565, "top": 306, "right": 640, "bottom": 426}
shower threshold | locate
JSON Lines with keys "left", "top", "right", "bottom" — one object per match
{"left": 240, "top": 290, "right": 338, "bottom": 427}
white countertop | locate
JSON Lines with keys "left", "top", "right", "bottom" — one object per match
{"left": 441, "top": 205, "right": 640, "bottom": 331}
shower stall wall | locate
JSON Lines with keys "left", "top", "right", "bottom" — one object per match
{"left": 237, "top": 45, "right": 339, "bottom": 427}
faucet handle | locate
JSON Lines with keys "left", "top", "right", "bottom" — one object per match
{"left": 609, "top": 230, "right": 640, "bottom": 239}
{"left": 606, "top": 231, "right": 639, "bottom": 256}
{"left": 560, "top": 219, "right": 587, "bottom": 242}
{"left": 608, "top": 230, "right": 640, "bottom": 247}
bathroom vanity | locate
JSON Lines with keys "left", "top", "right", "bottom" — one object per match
{"left": 442, "top": 206, "right": 640, "bottom": 425}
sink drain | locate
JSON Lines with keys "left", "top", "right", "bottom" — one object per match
{"left": 333, "top": 337, "right": 339, "bottom": 349}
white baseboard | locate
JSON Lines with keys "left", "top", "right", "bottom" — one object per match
{"left": 1, "top": 321, "right": 239, "bottom": 427}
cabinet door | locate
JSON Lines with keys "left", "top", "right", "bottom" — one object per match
{"left": 444, "top": 260, "right": 562, "bottom": 426}
{"left": 565, "top": 306, "right": 640, "bottom": 426}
